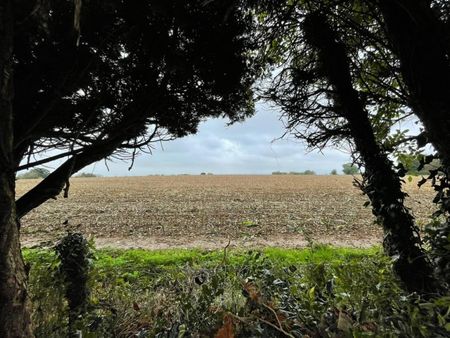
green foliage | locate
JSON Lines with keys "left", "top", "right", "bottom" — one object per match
{"left": 425, "top": 219, "right": 450, "bottom": 287}
{"left": 330, "top": 169, "right": 338, "bottom": 175}
{"left": 17, "top": 168, "right": 50, "bottom": 180}
{"left": 24, "top": 246, "right": 449, "bottom": 337}
{"left": 241, "top": 220, "right": 259, "bottom": 228}
{"left": 55, "top": 233, "right": 92, "bottom": 335}
{"left": 23, "top": 250, "right": 66, "bottom": 337}
{"left": 419, "top": 155, "right": 450, "bottom": 285}
{"left": 397, "top": 154, "right": 442, "bottom": 176}
{"left": 342, "top": 163, "right": 359, "bottom": 175}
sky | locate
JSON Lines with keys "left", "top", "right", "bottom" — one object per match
{"left": 79, "top": 103, "right": 352, "bottom": 176}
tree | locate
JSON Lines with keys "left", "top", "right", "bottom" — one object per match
{"left": 301, "top": 11, "right": 435, "bottom": 292}
{"left": 257, "top": 2, "right": 436, "bottom": 292}
{"left": 377, "top": 0, "right": 450, "bottom": 282}
{"left": 0, "top": 1, "right": 259, "bottom": 335}
{"left": 342, "top": 163, "right": 359, "bottom": 175}
{"left": 330, "top": 169, "right": 338, "bottom": 175}
{"left": 16, "top": 168, "right": 50, "bottom": 180}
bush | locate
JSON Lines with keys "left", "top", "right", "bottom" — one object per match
{"left": 330, "top": 169, "right": 338, "bottom": 175}
{"left": 398, "top": 154, "right": 442, "bottom": 176}
{"left": 301, "top": 170, "right": 316, "bottom": 175}
{"left": 272, "top": 171, "right": 288, "bottom": 175}
{"left": 17, "top": 167, "right": 50, "bottom": 179}
{"left": 342, "top": 163, "right": 359, "bottom": 175}
{"left": 55, "top": 233, "right": 92, "bottom": 336}
{"left": 24, "top": 246, "right": 450, "bottom": 337}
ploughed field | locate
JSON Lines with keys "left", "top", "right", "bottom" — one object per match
{"left": 17, "top": 175, "right": 435, "bottom": 249}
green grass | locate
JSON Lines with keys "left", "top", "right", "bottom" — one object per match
{"left": 24, "top": 244, "right": 379, "bottom": 272}
{"left": 263, "top": 245, "right": 379, "bottom": 264}
{"left": 24, "top": 244, "right": 378, "bottom": 267}
{"left": 23, "top": 245, "right": 449, "bottom": 338}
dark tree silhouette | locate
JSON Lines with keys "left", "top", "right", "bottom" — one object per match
{"left": 0, "top": 1, "right": 259, "bottom": 335}
{"left": 378, "top": 0, "right": 450, "bottom": 281}
{"left": 257, "top": 2, "right": 437, "bottom": 292}
{"left": 378, "top": 0, "right": 450, "bottom": 167}
{"left": 302, "top": 12, "right": 435, "bottom": 292}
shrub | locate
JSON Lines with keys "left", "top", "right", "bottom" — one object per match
{"left": 342, "top": 163, "right": 359, "bottom": 175}
{"left": 17, "top": 167, "right": 50, "bottom": 179}
{"left": 24, "top": 246, "right": 450, "bottom": 337}
{"left": 330, "top": 169, "right": 338, "bottom": 175}
{"left": 55, "top": 233, "right": 92, "bottom": 336}
{"left": 301, "top": 170, "right": 316, "bottom": 175}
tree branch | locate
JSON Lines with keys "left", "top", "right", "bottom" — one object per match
{"left": 16, "top": 148, "right": 84, "bottom": 172}
{"left": 16, "top": 137, "right": 125, "bottom": 218}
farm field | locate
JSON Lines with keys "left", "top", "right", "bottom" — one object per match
{"left": 17, "top": 175, "right": 436, "bottom": 249}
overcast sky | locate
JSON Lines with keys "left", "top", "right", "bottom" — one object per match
{"left": 78, "top": 103, "right": 352, "bottom": 176}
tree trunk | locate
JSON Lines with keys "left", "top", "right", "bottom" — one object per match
{"left": 0, "top": 174, "right": 33, "bottom": 338}
{"left": 0, "top": 1, "right": 34, "bottom": 336}
{"left": 303, "top": 12, "right": 437, "bottom": 293}
{"left": 378, "top": 0, "right": 450, "bottom": 167}
{"left": 378, "top": 0, "right": 450, "bottom": 286}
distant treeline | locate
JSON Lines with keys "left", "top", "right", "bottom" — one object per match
{"left": 403, "top": 158, "right": 442, "bottom": 176}
{"left": 17, "top": 168, "right": 99, "bottom": 180}
{"left": 272, "top": 170, "right": 316, "bottom": 175}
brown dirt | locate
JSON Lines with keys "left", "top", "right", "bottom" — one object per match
{"left": 17, "top": 175, "right": 435, "bottom": 249}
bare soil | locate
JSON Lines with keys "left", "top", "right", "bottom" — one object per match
{"left": 17, "top": 175, "right": 435, "bottom": 249}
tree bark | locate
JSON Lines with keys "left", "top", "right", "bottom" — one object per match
{"left": 0, "top": 1, "right": 33, "bottom": 336}
{"left": 303, "top": 12, "right": 437, "bottom": 293}
{"left": 378, "top": 0, "right": 450, "bottom": 167}
{"left": 0, "top": 174, "right": 33, "bottom": 338}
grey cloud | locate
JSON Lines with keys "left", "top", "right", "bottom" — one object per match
{"left": 83, "top": 103, "right": 351, "bottom": 176}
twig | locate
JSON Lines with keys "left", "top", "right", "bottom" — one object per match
{"left": 262, "top": 303, "right": 284, "bottom": 333}
{"left": 222, "top": 238, "right": 231, "bottom": 264}
{"left": 227, "top": 312, "right": 294, "bottom": 338}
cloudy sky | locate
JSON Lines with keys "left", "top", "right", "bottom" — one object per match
{"left": 79, "top": 103, "right": 352, "bottom": 176}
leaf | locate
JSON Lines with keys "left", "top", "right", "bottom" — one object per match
{"left": 178, "top": 324, "right": 187, "bottom": 338}
{"left": 243, "top": 282, "right": 261, "bottom": 303}
{"left": 215, "top": 315, "right": 234, "bottom": 338}
{"left": 242, "top": 220, "right": 258, "bottom": 228}
{"left": 337, "top": 311, "right": 353, "bottom": 332}
{"left": 308, "top": 286, "right": 315, "bottom": 301}
{"left": 445, "top": 323, "right": 450, "bottom": 332}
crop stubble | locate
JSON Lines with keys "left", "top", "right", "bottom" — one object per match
{"left": 17, "top": 175, "right": 436, "bottom": 249}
